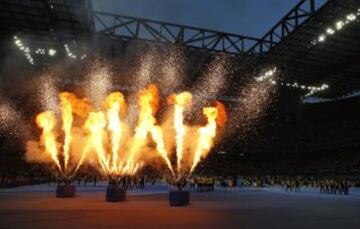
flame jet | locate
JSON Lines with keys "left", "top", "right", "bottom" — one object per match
{"left": 126, "top": 84, "right": 174, "bottom": 175}
{"left": 59, "top": 92, "right": 74, "bottom": 171}
{"left": 74, "top": 144, "right": 90, "bottom": 175}
{"left": 150, "top": 126, "right": 174, "bottom": 175}
{"left": 36, "top": 111, "right": 62, "bottom": 172}
{"left": 84, "top": 111, "right": 109, "bottom": 174}
{"left": 190, "top": 105, "right": 219, "bottom": 173}
{"left": 103, "top": 92, "right": 126, "bottom": 174}
{"left": 168, "top": 92, "right": 192, "bottom": 174}
{"left": 120, "top": 161, "right": 143, "bottom": 176}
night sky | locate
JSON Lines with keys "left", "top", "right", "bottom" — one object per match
{"left": 92, "top": 0, "right": 317, "bottom": 38}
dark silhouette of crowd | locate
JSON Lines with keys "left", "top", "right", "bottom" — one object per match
{"left": 239, "top": 176, "right": 353, "bottom": 195}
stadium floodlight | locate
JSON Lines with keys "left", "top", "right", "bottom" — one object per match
{"left": 64, "top": 44, "right": 77, "bottom": 59}
{"left": 48, "top": 49, "right": 56, "bottom": 56}
{"left": 255, "top": 67, "right": 277, "bottom": 82}
{"left": 346, "top": 14, "right": 356, "bottom": 21}
{"left": 326, "top": 28, "right": 335, "bottom": 35}
{"left": 13, "top": 36, "right": 34, "bottom": 64}
{"left": 335, "top": 21, "right": 344, "bottom": 30}
{"left": 318, "top": 35, "right": 326, "bottom": 42}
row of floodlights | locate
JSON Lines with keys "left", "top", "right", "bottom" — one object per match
{"left": 14, "top": 36, "right": 57, "bottom": 64}
{"left": 65, "top": 44, "right": 86, "bottom": 59}
{"left": 35, "top": 48, "right": 57, "bottom": 56}
{"left": 312, "top": 9, "right": 360, "bottom": 45}
{"left": 64, "top": 44, "right": 77, "bottom": 59}
{"left": 255, "top": 67, "right": 277, "bottom": 82}
{"left": 14, "top": 36, "right": 86, "bottom": 64}
{"left": 283, "top": 82, "right": 329, "bottom": 97}
{"left": 255, "top": 68, "right": 329, "bottom": 97}
{"left": 13, "top": 36, "right": 34, "bottom": 65}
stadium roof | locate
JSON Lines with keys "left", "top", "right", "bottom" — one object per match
{"left": 1, "top": 0, "right": 360, "bottom": 97}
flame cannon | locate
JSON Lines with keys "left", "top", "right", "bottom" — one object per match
{"left": 106, "top": 179, "right": 126, "bottom": 202}
{"left": 166, "top": 94, "right": 226, "bottom": 207}
{"left": 169, "top": 179, "right": 189, "bottom": 206}
{"left": 169, "top": 191, "right": 190, "bottom": 206}
{"left": 56, "top": 179, "right": 76, "bottom": 198}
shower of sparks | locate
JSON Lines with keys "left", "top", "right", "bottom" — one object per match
{"left": 227, "top": 80, "right": 277, "bottom": 139}
{"left": 86, "top": 64, "right": 111, "bottom": 109}
{"left": 0, "top": 98, "right": 25, "bottom": 137}
{"left": 37, "top": 75, "right": 59, "bottom": 112}
{"left": 1, "top": 51, "right": 279, "bottom": 182}
{"left": 189, "top": 55, "right": 228, "bottom": 117}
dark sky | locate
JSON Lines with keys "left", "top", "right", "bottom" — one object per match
{"left": 93, "top": 0, "right": 304, "bottom": 38}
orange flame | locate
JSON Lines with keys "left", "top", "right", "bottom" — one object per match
{"left": 103, "top": 92, "right": 126, "bottom": 173}
{"left": 215, "top": 101, "right": 227, "bottom": 128}
{"left": 63, "top": 93, "right": 93, "bottom": 119}
{"left": 127, "top": 84, "right": 175, "bottom": 175}
{"left": 59, "top": 92, "right": 73, "bottom": 171}
{"left": 190, "top": 106, "right": 219, "bottom": 173}
{"left": 35, "top": 111, "right": 62, "bottom": 172}
{"left": 84, "top": 111, "right": 109, "bottom": 174}
{"left": 168, "top": 92, "right": 192, "bottom": 173}
{"left": 150, "top": 126, "right": 175, "bottom": 175}
{"left": 29, "top": 84, "right": 226, "bottom": 179}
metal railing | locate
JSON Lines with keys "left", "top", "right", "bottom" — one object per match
{"left": 92, "top": 11, "right": 270, "bottom": 55}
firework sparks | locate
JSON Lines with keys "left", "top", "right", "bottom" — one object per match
{"left": 227, "top": 80, "right": 277, "bottom": 139}
{"left": 0, "top": 100, "right": 17, "bottom": 132}
{"left": 38, "top": 75, "right": 58, "bottom": 112}
{"left": 86, "top": 64, "right": 111, "bottom": 109}
{"left": 190, "top": 56, "right": 228, "bottom": 116}
{"left": 21, "top": 53, "right": 238, "bottom": 181}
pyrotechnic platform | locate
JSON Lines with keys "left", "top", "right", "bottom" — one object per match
{"left": 1, "top": 186, "right": 360, "bottom": 229}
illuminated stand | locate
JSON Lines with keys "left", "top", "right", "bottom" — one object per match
{"left": 56, "top": 180, "right": 76, "bottom": 198}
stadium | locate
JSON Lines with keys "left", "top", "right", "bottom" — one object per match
{"left": 0, "top": 0, "right": 359, "bottom": 228}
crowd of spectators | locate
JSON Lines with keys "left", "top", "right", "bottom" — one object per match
{"left": 239, "top": 176, "right": 355, "bottom": 195}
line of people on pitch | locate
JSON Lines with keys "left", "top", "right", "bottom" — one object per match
{"left": 76, "top": 176, "right": 98, "bottom": 186}
{"left": 188, "top": 177, "right": 215, "bottom": 192}
{"left": 285, "top": 180, "right": 301, "bottom": 192}
{"left": 75, "top": 176, "right": 146, "bottom": 189}
{"left": 119, "top": 176, "right": 146, "bottom": 189}
{"left": 284, "top": 179, "right": 350, "bottom": 195}
{"left": 319, "top": 180, "right": 350, "bottom": 195}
